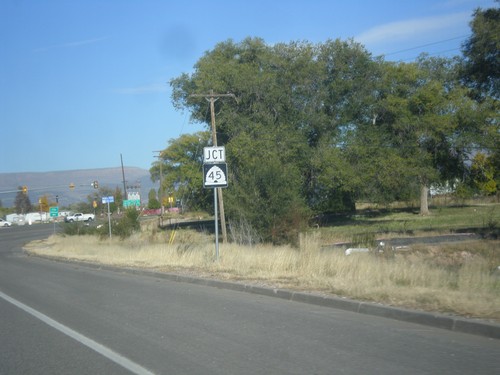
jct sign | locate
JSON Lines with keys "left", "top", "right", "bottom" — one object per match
{"left": 203, "top": 146, "right": 225, "bottom": 163}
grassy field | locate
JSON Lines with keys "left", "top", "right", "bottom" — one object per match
{"left": 317, "top": 202, "right": 499, "bottom": 244}
{"left": 25, "top": 203, "right": 500, "bottom": 322}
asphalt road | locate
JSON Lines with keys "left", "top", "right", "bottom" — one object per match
{"left": 1, "top": 224, "right": 499, "bottom": 374}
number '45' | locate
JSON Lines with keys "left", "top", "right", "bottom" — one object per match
{"left": 208, "top": 170, "right": 222, "bottom": 180}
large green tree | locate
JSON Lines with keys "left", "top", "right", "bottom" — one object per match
{"left": 166, "top": 36, "right": 492, "bottom": 240}
{"left": 301, "top": 39, "right": 381, "bottom": 212}
{"left": 170, "top": 38, "right": 378, "bottom": 241}
{"left": 150, "top": 131, "right": 212, "bottom": 212}
{"left": 461, "top": 2, "right": 500, "bottom": 99}
{"left": 470, "top": 152, "right": 498, "bottom": 195}
{"left": 14, "top": 187, "right": 32, "bottom": 214}
{"left": 460, "top": 3, "right": 500, "bottom": 198}
{"left": 363, "top": 57, "right": 486, "bottom": 214}
{"left": 147, "top": 188, "right": 160, "bottom": 209}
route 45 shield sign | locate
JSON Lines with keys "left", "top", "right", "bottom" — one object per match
{"left": 203, "top": 163, "right": 228, "bottom": 188}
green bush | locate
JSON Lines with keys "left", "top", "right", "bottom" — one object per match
{"left": 99, "top": 208, "right": 141, "bottom": 239}
{"left": 62, "top": 209, "right": 140, "bottom": 239}
{"left": 61, "top": 222, "right": 98, "bottom": 236}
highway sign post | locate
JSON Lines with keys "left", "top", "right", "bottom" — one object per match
{"left": 203, "top": 149, "right": 229, "bottom": 261}
{"left": 102, "top": 196, "right": 114, "bottom": 238}
{"left": 50, "top": 206, "right": 59, "bottom": 234}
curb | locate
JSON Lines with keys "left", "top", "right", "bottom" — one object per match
{"left": 53, "top": 258, "right": 500, "bottom": 340}
{"left": 78, "top": 262, "right": 500, "bottom": 339}
{"left": 168, "top": 273, "right": 500, "bottom": 340}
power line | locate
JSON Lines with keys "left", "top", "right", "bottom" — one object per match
{"left": 381, "top": 35, "right": 470, "bottom": 57}
{"left": 400, "top": 47, "right": 463, "bottom": 62}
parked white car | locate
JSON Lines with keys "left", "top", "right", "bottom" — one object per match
{"left": 0, "top": 218, "right": 12, "bottom": 227}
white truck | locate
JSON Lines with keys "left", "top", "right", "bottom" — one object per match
{"left": 64, "top": 212, "right": 95, "bottom": 223}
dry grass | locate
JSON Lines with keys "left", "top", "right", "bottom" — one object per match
{"left": 25, "top": 229, "right": 500, "bottom": 322}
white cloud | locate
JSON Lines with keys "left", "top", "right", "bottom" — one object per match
{"left": 355, "top": 11, "right": 470, "bottom": 45}
{"left": 61, "top": 36, "right": 110, "bottom": 48}
{"left": 34, "top": 36, "right": 109, "bottom": 52}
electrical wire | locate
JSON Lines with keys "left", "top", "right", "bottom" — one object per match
{"left": 381, "top": 35, "right": 470, "bottom": 57}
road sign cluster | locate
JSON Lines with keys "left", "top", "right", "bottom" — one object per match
{"left": 203, "top": 146, "right": 228, "bottom": 188}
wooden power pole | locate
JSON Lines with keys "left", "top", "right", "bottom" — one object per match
{"left": 191, "top": 90, "right": 235, "bottom": 243}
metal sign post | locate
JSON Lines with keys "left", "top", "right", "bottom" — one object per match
{"left": 107, "top": 201, "right": 111, "bottom": 239}
{"left": 203, "top": 149, "right": 228, "bottom": 261}
{"left": 102, "top": 196, "right": 114, "bottom": 238}
{"left": 49, "top": 206, "right": 59, "bottom": 234}
{"left": 213, "top": 188, "right": 219, "bottom": 261}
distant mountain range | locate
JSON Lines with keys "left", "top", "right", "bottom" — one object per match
{"left": 0, "top": 167, "right": 157, "bottom": 208}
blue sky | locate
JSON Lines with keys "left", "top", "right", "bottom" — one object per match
{"left": 0, "top": 0, "right": 496, "bottom": 173}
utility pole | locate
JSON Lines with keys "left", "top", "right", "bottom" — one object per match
{"left": 191, "top": 90, "right": 235, "bottom": 243}
{"left": 120, "top": 154, "right": 127, "bottom": 199}
{"left": 153, "top": 151, "right": 164, "bottom": 224}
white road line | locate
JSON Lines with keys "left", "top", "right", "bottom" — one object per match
{"left": 0, "top": 290, "right": 155, "bottom": 375}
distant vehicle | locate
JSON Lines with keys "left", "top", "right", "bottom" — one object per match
{"left": 6, "top": 213, "right": 24, "bottom": 224}
{"left": 0, "top": 218, "right": 12, "bottom": 227}
{"left": 25, "top": 212, "right": 50, "bottom": 223}
{"left": 64, "top": 213, "right": 95, "bottom": 223}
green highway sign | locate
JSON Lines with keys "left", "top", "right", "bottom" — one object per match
{"left": 123, "top": 199, "right": 140, "bottom": 208}
{"left": 49, "top": 206, "right": 59, "bottom": 217}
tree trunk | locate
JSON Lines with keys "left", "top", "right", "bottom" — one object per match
{"left": 420, "top": 183, "right": 430, "bottom": 215}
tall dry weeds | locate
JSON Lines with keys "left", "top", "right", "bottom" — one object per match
{"left": 26, "top": 230, "right": 500, "bottom": 321}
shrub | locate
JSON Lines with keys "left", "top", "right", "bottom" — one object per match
{"left": 61, "top": 222, "right": 98, "bottom": 236}
{"left": 102, "top": 208, "right": 141, "bottom": 239}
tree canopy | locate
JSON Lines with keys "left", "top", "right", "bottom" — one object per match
{"left": 14, "top": 187, "right": 32, "bottom": 214}
{"left": 150, "top": 131, "right": 213, "bottom": 212}
{"left": 158, "top": 6, "right": 498, "bottom": 243}
{"left": 461, "top": 3, "right": 500, "bottom": 99}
